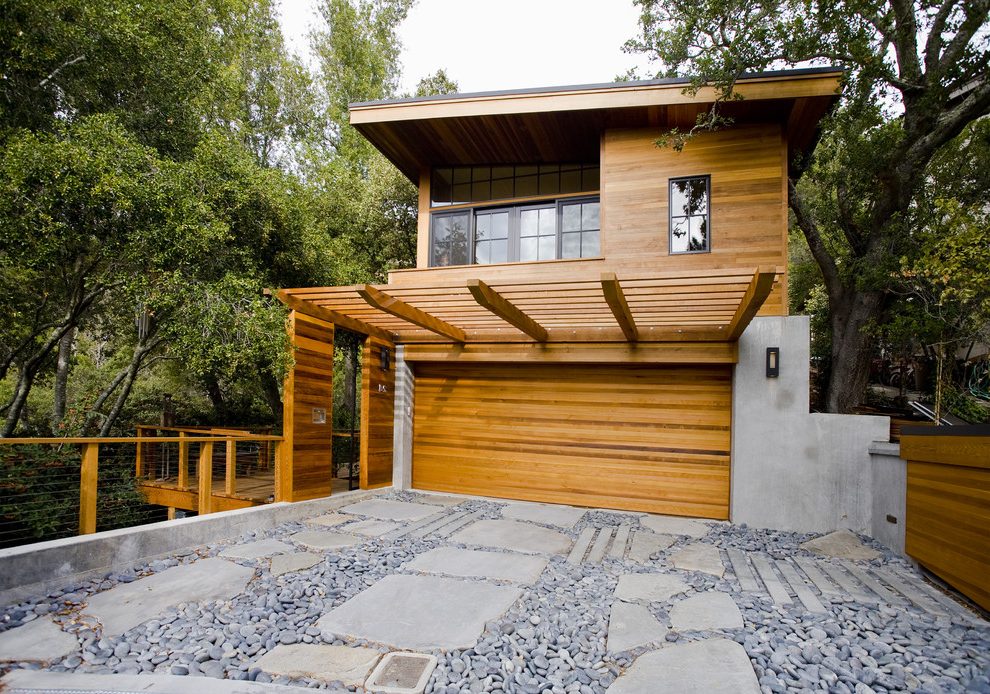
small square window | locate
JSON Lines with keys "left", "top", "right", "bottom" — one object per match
{"left": 669, "top": 176, "right": 710, "bottom": 254}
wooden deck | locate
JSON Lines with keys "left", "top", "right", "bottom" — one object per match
{"left": 137, "top": 474, "right": 353, "bottom": 513}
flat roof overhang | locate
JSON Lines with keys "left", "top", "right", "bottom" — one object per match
{"left": 349, "top": 67, "right": 843, "bottom": 182}
{"left": 277, "top": 266, "right": 776, "bottom": 346}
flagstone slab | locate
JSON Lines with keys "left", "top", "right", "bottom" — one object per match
{"left": 0, "top": 618, "right": 77, "bottom": 662}
{"left": 405, "top": 547, "right": 548, "bottom": 584}
{"left": 83, "top": 558, "right": 254, "bottom": 637}
{"left": 671, "top": 543, "right": 725, "bottom": 577}
{"left": 614, "top": 573, "right": 688, "bottom": 604}
{"left": 289, "top": 530, "right": 364, "bottom": 551}
{"left": 669, "top": 591, "right": 744, "bottom": 631}
{"left": 344, "top": 519, "right": 402, "bottom": 537}
{"left": 607, "top": 638, "right": 760, "bottom": 694}
{"left": 340, "top": 499, "right": 438, "bottom": 521}
{"left": 640, "top": 515, "right": 710, "bottom": 538}
{"left": 627, "top": 532, "right": 675, "bottom": 563}
{"left": 800, "top": 529, "right": 881, "bottom": 561}
{"left": 606, "top": 601, "right": 668, "bottom": 653}
{"left": 306, "top": 513, "right": 352, "bottom": 527}
{"left": 250, "top": 643, "right": 381, "bottom": 686}
{"left": 500, "top": 502, "right": 586, "bottom": 529}
{"left": 415, "top": 494, "right": 465, "bottom": 507}
{"left": 316, "top": 574, "right": 522, "bottom": 650}
{"left": 219, "top": 539, "right": 294, "bottom": 560}
{"left": 451, "top": 519, "right": 572, "bottom": 555}
{"left": 270, "top": 552, "right": 322, "bottom": 576}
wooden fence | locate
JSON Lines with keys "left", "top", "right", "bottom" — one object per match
{"left": 901, "top": 425, "right": 990, "bottom": 611}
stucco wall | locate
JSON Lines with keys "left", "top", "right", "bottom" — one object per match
{"left": 391, "top": 345, "right": 414, "bottom": 490}
{"left": 731, "top": 316, "right": 891, "bottom": 535}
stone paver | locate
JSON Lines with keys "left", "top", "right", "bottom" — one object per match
{"left": 0, "top": 618, "right": 77, "bottom": 662}
{"left": 83, "top": 558, "right": 254, "bottom": 637}
{"left": 343, "top": 519, "right": 402, "bottom": 537}
{"left": 405, "top": 547, "right": 548, "bottom": 584}
{"left": 606, "top": 601, "right": 668, "bottom": 653}
{"left": 416, "top": 494, "right": 464, "bottom": 507}
{"left": 609, "top": 526, "right": 632, "bottom": 560}
{"left": 671, "top": 543, "right": 725, "bottom": 577}
{"left": 451, "top": 519, "right": 572, "bottom": 555}
{"left": 270, "top": 552, "right": 322, "bottom": 577}
{"left": 365, "top": 652, "right": 438, "bottom": 694}
{"left": 250, "top": 643, "right": 381, "bottom": 686}
{"left": 607, "top": 638, "right": 760, "bottom": 694}
{"left": 627, "top": 532, "right": 675, "bottom": 563}
{"left": 341, "top": 499, "right": 439, "bottom": 521}
{"left": 306, "top": 513, "right": 352, "bottom": 527}
{"left": 1, "top": 670, "right": 305, "bottom": 692}
{"left": 775, "top": 560, "right": 828, "bottom": 613}
{"left": 219, "top": 538, "right": 293, "bottom": 560}
{"left": 566, "top": 527, "right": 597, "bottom": 564}
{"left": 500, "top": 501, "right": 586, "bottom": 528}
{"left": 586, "top": 526, "right": 615, "bottom": 563}
{"left": 614, "top": 573, "right": 688, "bottom": 603}
{"left": 289, "top": 530, "right": 363, "bottom": 551}
{"left": 639, "top": 514, "right": 710, "bottom": 538}
{"left": 800, "top": 529, "right": 881, "bottom": 561}
{"left": 751, "top": 554, "right": 793, "bottom": 605}
{"left": 316, "top": 574, "right": 521, "bottom": 650}
{"left": 669, "top": 591, "right": 744, "bottom": 631}
{"left": 726, "top": 548, "right": 762, "bottom": 592}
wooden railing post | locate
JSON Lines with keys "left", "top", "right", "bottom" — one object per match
{"left": 79, "top": 443, "right": 99, "bottom": 535}
{"left": 225, "top": 438, "right": 236, "bottom": 496}
{"left": 177, "top": 432, "right": 188, "bottom": 490}
{"left": 197, "top": 442, "right": 213, "bottom": 515}
{"left": 135, "top": 426, "right": 144, "bottom": 478}
{"left": 274, "top": 441, "right": 287, "bottom": 502}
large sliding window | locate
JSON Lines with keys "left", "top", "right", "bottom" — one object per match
{"left": 430, "top": 197, "right": 600, "bottom": 267}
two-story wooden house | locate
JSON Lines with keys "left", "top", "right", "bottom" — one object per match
{"left": 275, "top": 67, "right": 844, "bottom": 520}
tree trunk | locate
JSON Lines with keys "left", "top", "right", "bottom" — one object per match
{"left": 259, "top": 369, "right": 283, "bottom": 423}
{"left": 826, "top": 289, "right": 884, "bottom": 413}
{"left": 52, "top": 327, "right": 77, "bottom": 430}
{"left": 204, "top": 376, "right": 227, "bottom": 423}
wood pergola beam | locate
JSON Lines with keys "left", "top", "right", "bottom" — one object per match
{"left": 275, "top": 290, "right": 396, "bottom": 342}
{"left": 601, "top": 272, "right": 639, "bottom": 342}
{"left": 358, "top": 284, "right": 466, "bottom": 342}
{"left": 725, "top": 266, "right": 777, "bottom": 340}
{"left": 467, "top": 279, "right": 548, "bottom": 342}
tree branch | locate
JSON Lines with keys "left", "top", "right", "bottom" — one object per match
{"left": 906, "top": 77, "right": 990, "bottom": 167}
{"left": 925, "top": 0, "right": 959, "bottom": 75}
{"left": 36, "top": 55, "right": 87, "bottom": 89}
{"left": 788, "top": 179, "right": 842, "bottom": 298}
{"left": 937, "top": 1, "right": 990, "bottom": 75}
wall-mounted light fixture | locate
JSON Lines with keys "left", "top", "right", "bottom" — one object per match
{"left": 766, "top": 347, "right": 780, "bottom": 378}
{"left": 380, "top": 346, "right": 391, "bottom": 371}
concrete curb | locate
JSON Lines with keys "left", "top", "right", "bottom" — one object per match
{"left": 0, "top": 488, "right": 385, "bottom": 606}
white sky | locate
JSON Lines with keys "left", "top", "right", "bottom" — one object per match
{"left": 277, "top": 0, "right": 656, "bottom": 95}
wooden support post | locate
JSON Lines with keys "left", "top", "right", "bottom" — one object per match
{"left": 167, "top": 507, "right": 177, "bottom": 521}
{"left": 601, "top": 272, "right": 639, "bottom": 342}
{"left": 358, "top": 284, "right": 467, "bottom": 342}
{"left": 467, "top": 279, "right": 548, "bottom": 341}
{"left": 197, "top": 442, "right": 213, "bottom": 516}
{"left": 177, "top": 432, "right": 188, "bottom": 490}
{"left": 726, "top": 266, "right": 777, "bottom": 340}
{"left": 225, "top": 438, "right": 236, "bottom": 496}
{"left": 135, "top": 426, "right": 144, "bottom": 478}
{"left": 79, "top": 442, "right": 99, "bottom": 535}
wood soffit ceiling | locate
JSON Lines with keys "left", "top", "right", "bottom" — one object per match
{"left": 350, "top": 69, "right": 843, "bottom": 182}
{"left": 278, "top": 267, "right": 777, "bottom": 346}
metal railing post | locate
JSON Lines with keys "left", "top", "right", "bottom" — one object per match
{"left": 79, "top": 443, "right": 99, "bottom": 534}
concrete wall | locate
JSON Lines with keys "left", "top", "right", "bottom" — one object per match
{"left": 731, "top": 316, "right": 891, "bottom": 535}
{"left": 392, "top": 345, "right": 414, "bottom": 490}
{"left": 0, "top": 489, "right": 381, "bottom": 607}
{"left": 869, "top": 441, "right": 907, "bottom": 554}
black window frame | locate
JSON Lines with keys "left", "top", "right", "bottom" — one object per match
{"left": 668, "top": 175, "right": 711, "bottom": 255}
{"left": 428, "top": 195, "right": 601, "bottom": 268}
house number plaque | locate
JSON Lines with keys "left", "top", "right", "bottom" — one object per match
{"left": 311, "top": 407, "right": 326, "bottom": 424}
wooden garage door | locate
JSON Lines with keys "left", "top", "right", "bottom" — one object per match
{"left": 412, "top": 363, "right": 732, "bottom": 519}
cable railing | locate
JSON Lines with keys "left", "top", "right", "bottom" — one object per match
{"left": 0, "top": 429, "right": 283, "bottom": 549}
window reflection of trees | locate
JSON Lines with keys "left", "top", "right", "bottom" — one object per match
{"left": 670, "top": 177, "right": 709, "bottom": 253}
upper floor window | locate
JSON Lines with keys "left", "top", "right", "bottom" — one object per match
{"left": 430, "top": 197, "right": 600, "bottom": 267}
{"left": 669, "top": 175, "right": 710, "bottom": 254}
{"left": 431, "top": 164, "right": 599, "bottom": 207}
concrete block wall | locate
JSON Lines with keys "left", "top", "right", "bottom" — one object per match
{"left": 731, "top": 316, "right": 894, "bottom": 537}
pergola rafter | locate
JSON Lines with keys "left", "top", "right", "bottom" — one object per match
{"left": 357, "top": 284, "right": 466, "bottom": 343}
{"left": 726, "top": 267, "right": 777, "bottom": 341}
{"left": 467, "top": 279, "right": 548, "bottom": 341}
{"left": 600, "top": 272, "right": 639, "bottom": 342}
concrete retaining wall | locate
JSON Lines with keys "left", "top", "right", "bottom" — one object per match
{"left": 869, "top": 441, "right": 907, "bottom": 554}
{"left": 731, "top": 316, "right": 893, "bottom": 536}
{"left": 0, "top": 488, "right": 381, "bottom": 606}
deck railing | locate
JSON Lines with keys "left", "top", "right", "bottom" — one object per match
{"left": 0, "top": 430, "right": 282, "bottom": 548}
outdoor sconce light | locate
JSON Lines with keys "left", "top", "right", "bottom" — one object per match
{"left": 766, "top": 347, "right": 780, "bottom": 378}
{"left": 380, "top": 346, "right": 391, "bottom": 371}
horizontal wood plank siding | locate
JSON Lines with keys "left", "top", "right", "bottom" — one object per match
{"left": 360, "top": 335, "right": 396, "bottom": 489}
{"left": 902, "top": 430, "right": 990, "bottom": 610}
{"left": 412, "top": 363, "right": 731, "bottom": 518}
